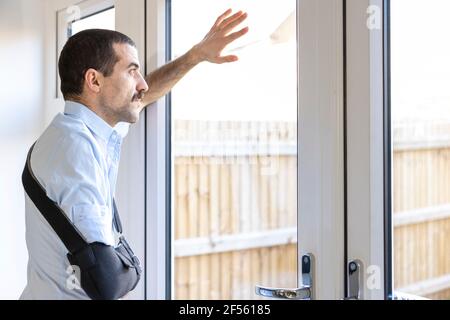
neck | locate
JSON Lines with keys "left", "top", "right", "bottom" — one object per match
{"left": 67, "top": 97, "right": 117, "bottom": 127}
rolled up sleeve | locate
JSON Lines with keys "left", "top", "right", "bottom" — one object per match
{"left": 71, "top": 204, "right": 114, "bottom": 245}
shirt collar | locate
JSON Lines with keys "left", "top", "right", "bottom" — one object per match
{"left": 64, "top": 101, "right": 128, "bottom": 142}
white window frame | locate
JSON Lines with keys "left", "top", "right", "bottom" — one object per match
{"left": 297, "top": 0, "right": 346, "bottom": 299}
{"left": 345, "top": 0, "right": 386, "bottom": 300}
{"left": 145, "top": 0, "right": 171, "bottom": 300}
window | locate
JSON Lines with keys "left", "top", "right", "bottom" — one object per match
{"left": 391, "top": 0, "right": 450, "bottom": 299}
{"left": 70, "top": 7, "right": 115, "bottom": 36}
{"left": 170, "top": 0, "right": 298, "bottom": 299}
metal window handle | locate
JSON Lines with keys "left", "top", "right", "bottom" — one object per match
{"left": 255, "top": 285, "right": 312, "bottom": 300}
{"left": 255, "top": 253, "right": 315, "bottom": 300}
{"left": 345, "top": 260, "right": 363, "bottom": 300}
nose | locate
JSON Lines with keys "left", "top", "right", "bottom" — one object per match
{"left": 137, "top": 71, "right": 149, "bottom": 93}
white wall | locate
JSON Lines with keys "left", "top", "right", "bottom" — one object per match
{"left": 0, "top": 0, "right": 45, "bottom": 299}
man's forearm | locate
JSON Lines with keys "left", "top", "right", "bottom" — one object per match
{"left": 142, "top": 47, "right": 201, "bottom": 106}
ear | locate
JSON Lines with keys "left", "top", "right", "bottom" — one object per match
{"left": 84, "top": 68, "right": 103, "bottom": 94}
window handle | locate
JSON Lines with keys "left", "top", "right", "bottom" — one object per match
{"left": 255, "top": 285, "right": 312, "bottom": 300}
{"left": 255, "top": 253, "right": 315, "bottom": 300}
{"left": 345, "top": 260, "right": 363, "bottom": 300}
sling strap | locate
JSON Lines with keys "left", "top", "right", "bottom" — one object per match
{"left": 22, "top": 143, "right": 124, "bottom": 254}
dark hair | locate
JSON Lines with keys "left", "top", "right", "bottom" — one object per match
{"left": 58, "top": 29, "right": 136, "bottom": 100}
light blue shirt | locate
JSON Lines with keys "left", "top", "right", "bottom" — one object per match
{"left": 20, "top": 101, "right": 129, "bottom": 300}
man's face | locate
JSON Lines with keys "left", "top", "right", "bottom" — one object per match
{"left": 99, "top": 43, "right": 149, "bottom": 124}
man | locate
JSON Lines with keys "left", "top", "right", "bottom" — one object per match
{"left": 20, "top": 9, "right": 248, "bottom": 300}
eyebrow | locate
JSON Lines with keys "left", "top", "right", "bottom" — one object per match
{"left": 127, "top": 62, "right": 140, "bottom": 69}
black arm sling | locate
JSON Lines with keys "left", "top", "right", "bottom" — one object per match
{"left": 22, "top": 143, "right": 141, "bottom": 300}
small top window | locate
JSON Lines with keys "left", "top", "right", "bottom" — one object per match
{"left": 69, "top": 7, "right": 115, "bottom": 37}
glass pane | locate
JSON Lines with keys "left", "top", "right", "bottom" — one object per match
{"left": 392, "top": 0, "right": 450, "bottom": 300}
{"left": 70, "top": 7, "right": 115, "bottom": 36}
{"left": 171, "top": 0, "right": 298, "bottom": 299}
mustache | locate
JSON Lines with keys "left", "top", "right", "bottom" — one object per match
{"left": 132, "top": 90, "right": 146, "bottom": 102}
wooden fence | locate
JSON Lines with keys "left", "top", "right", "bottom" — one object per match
{"left": 173, "top": 120, "right": 298, "bottom": 300}
{"left": 172, "top": 120, "right": 450, "bottom": 300}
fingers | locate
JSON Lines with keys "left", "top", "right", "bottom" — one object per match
{"left": 225, "top": 27, "right": 249, "bottom": 43}
{"left": 221, "top": 12, "right": 248, "bottom": 33}
{"left": 216, "top": 55, "right": 239, "bottom": 64}
{"left": 219, "top": 10, "right": 244, "bottom": 29}
{"left": 214, "top": 8, "right": 232, "bottom": 27}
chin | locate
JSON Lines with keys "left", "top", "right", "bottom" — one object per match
{"left": 121, "top": 105, "right": 142, "bottom": 124}
{"left": 127, "top": 116, "right": 139, "bottom": 124}
{"left": 129, "top": 111, "right": 141, "bottom": 124}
